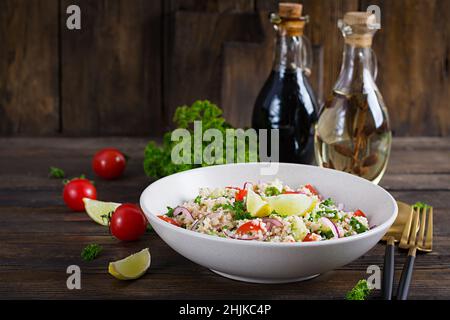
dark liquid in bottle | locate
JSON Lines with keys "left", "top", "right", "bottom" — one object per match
{"left": 252, "top": 68, "right": 318, "bottom": 164}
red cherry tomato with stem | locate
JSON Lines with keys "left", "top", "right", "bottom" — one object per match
{"left": 63, "top": 178, "right": 97, "bottom": 211}
{"left": 92, "top": 148, "right": 127, "bottom": 179}
{"left": 110, "top": 203, "right": 148, "bottom": 241}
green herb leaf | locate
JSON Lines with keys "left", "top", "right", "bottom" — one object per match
{"left": 166, "top": 206, "right": 175, "bottom": 217}
{"left": 194, "top": 196, "right": 202, "bottom": 204}
{"left": 413, "top": 202, "right": 431, "bottom": 210}
{"left": 265, "top": 186, "right": 281, "bottom": 197}
{"left": 81, "top": 244, "right": 102, "bottom": 261}
{"left": 350, "top": 217, "right": 368, "bottom": 234}
{"left": 49, "top": 166, "right": 65, "bottom": 179}
{"left": 345, "top": 279, "right": 372, "bottom": 300}
{"left": 321, "top": 198, "right": 334, "bottom": 207}
{"left": 215, "top": 201, "right": 252, "bottom": 220}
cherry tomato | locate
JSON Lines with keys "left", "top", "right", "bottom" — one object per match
{"left": 305, "top": 184, "right": 319, "bottom": 196}
{"left": 110, "top": 203, "right": 148, "bottom": 241}
{"left": 158, "top": 215, "right": 180, "bottom": 227}
{"left": 354, "top": 210, "right": 366, "bottom": 218}
{"left": 63, "top": 178, "right": 97, "bottom": 211}
{"left": 92, "top": 148, "right": 127, "bottom": 179}
{"left": 236, "top": 221, "right": 263, "bottom": 236}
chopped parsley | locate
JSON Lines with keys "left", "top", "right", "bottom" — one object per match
{"left": 350, "top": 217, "right": 368, "bottom": 234}
{"left": 265, "top": 186, "right": 281, "bottom": 197}
{"left": 413, "top": 202, "right": 431, "bottom": 210}
{"left": 166, "top": 206, "right": 175, "bottom": 217}
{"left": 214, "top": 201, "right": 253, "bottom": 220}
{"left": 49, "top": 166, "right": 65, "bottom": 179}
{"left": 81, "top": 244, "right": 102, "bottom": 261}
{"left": 319, "top": 229, "right": 334, "bottom": 239}
{"left": 346, "top": 279, "right": 372, "bottom": 300}
{"left": 317, "top": 208, "right": 338, "bottom": 220}
{"left": 321, "top": 198, "right": 334, "bottom": 207}
{"left": 194, "top": 196, "right": 202, "bottom": 204}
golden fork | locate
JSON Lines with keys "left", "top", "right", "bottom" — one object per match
{"left": 397, "top": 205, "right": 433, "bottom": 300}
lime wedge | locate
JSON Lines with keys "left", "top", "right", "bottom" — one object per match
{"left": 83, "top": 198, "right": 121, "bottom": 226}
{"left": 108, "top": 248, "right": 151, "bottom": 280}
{"left": 246, "top": 189, "right": 271, "bottom": 217}
{"left": 265, "top": 193, "right": 316, "bottom": 217}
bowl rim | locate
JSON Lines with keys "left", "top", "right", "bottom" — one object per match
{"left": 140, "top": 162, "right": 398, "bottom": 248}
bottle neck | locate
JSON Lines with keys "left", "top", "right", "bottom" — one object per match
{"left": 273, "top": 33, "right": 307, "bottom": 74}
{"left": 334, "top": 43, "right": 377, "bottom": 94}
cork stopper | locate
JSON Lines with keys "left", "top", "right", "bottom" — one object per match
{"left": 343, "top": 12, "right": 376, "bottom": 27}
{"left": 342, "top": 12, "right": 377, "bottom": 48}
{"left": 277, "top": 3, "right": 305, "bottom": 36}
{"left": 278, "top": 3, "right": 303, "bottom": 19}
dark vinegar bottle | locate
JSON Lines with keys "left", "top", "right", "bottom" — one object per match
{"left": 252, "top": 2, "right": 318, "bottom": 164}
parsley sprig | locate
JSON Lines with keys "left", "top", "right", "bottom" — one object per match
{"left": 214, "top": 201, "right": 253, "bottom": 220}
{"left": 345, "top": 279, "right": 372, "bottom": 300}
{"left": 143, "top": 100, "right": 258, "bottom": 178}
{"left": 81, "top": 244, "right": 103, "bottom": 261}
{"left": 49, "top": 166, "right": 65, "bottom": 179}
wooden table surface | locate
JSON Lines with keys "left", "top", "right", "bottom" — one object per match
{"left": 0, "top": 137, "right": 449, "bottom": 300}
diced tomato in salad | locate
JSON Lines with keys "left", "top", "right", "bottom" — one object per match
{"left": 236, "top": 221, "right": 263, "bottom": 236}
{"left": 158, "top": 215, "right": 180, "bottom": 226}
{"left": 304, "top": 184, "right": 319, "bottom": 196}
{"left": 282, "top": 191, "right": 302, "bottom": 194}
{"left": 235, "top": 189, "right": 247, "bottom": 201}
{"left": 302, "top": 233, "right": 316, "bottom": 242}
{"left": 354, "top": 210, "right": 366, "bottom": 218}
{"left": 226, "top": 185, "right": 248, "bottom": 201}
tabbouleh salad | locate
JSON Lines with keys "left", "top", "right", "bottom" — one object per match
{"left": 158, "top": 180, "right": 370, "bottom": 242}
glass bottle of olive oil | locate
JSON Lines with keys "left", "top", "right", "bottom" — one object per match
{"left": 252, "top": 3, "right": 318, "bottom": 164}
{"left": 314, "top": 12, "right": 392, "bottom": 184}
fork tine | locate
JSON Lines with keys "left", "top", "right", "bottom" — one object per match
{"left": 408, "top": 209, "right": 420, "bottom": 247}
{"left": 417, "top": 206, "right": 427, "bottom": 248}
{"left": 424, "top": 207, "right": 433, "bottom": 251}
{"left": 399, "top": 207, "right": 414, "bottom": 249}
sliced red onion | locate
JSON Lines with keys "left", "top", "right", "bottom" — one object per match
{"left": 189, "top": 219, "right": 200, "bottom": 230}
{"left": 262, "top": 218, "right": 283, "bottom": 231}
{"left": 319, "top": 217, "right": 339, "bottom": 239}
{"left": 173, "top": 206, "right": 194, "bottom": 223}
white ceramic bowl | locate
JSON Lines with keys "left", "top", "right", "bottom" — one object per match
{"left": 140, "top": 163, "right": 397, "bottom": 283}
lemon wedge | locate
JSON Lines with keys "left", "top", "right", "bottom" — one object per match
{"left": 108, "top": 248, "right": 151, "bottom": 280}
{"left": 246, "top": 189, "right": 271, "bottom": 217}
{"left": 265, "top": 193, "right": 316, "bottom": 217}
{"left": 83, "top": 198, "right": 121, "bottom": 226}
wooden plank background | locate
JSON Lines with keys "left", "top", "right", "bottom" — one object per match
{"left": 0, "top": 0, "right": 448, "bottom": 137}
